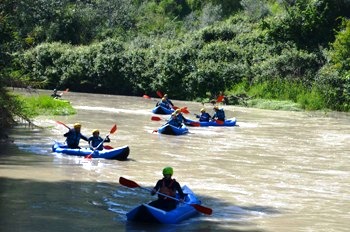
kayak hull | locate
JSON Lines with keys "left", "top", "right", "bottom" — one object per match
{"left": 157, "top": 124, "right": 189, "bottom": 135}
{"left": 52, "top": 142, "right": 129, "bottom": 160}
{"left": 185, "top": 118, "right": 237, "bottom": 127}
{"left": 152, "top": 105, "right": 174, "bottom": 115}
{"left": 126, "top": 185, "right": 200, "bottom": 224}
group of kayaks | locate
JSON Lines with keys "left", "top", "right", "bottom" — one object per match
{"left": 50, "top": 99, "right": 230, "bottom": 225}
{"left": 151, "top": 105, "right": 237, "bottom": 136}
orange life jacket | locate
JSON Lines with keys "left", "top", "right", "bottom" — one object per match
{"left": 159, "top": 179, "right": 176, "bottom": 199}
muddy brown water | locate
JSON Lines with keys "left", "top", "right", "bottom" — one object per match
{"left": 1, "top": 89, "right": 349, "bottom": 232}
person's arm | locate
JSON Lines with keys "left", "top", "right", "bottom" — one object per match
{"left": 174, "top": 181, "right": 185, "bottom": 200}
{"left": 88, "top": 137, "right": 93, "bottom": 150}
{"left": 63, "top": 130, "right": 71, "bottom": 137}
{"left": 151, "top": 180, "right": 161, "bottom": 195}
{"left": 80, "top": 134, "right": 88, "bottom": 141}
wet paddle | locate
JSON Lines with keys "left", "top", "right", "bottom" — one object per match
{"left": 85, "top": 124, "right": 117, "bottom": 159}
{"left": 119, "top": 177, "right": 212, "bottom": 215}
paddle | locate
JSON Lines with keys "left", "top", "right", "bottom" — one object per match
{"left": 56, "top": 120, "right": 70, "bottom": 129}
{"left": 85, "top": 124, "right": 117, "bottom": 159}
{"left": 151, "top": 115, "right": 199, "bottom": 127}
{"left": 213, "top": 119, "right": 224, "bottom": 125}
{"left": 60, "top": 88, "right": 69, "bottom": 96}
{"left": 151, "top": 116, "right": 164, "bottom": 121}
{"left": 103, "top": 145, "right": 114, "bottom": 150}
{"left": 119, "top": 177, "right": 212, "bottom": 215}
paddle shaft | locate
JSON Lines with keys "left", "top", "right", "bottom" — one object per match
{"left": 119, "top": 177, "right": 212, "bottom": 215}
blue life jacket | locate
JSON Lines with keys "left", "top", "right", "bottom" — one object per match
{"left": 197, "top": 112, "right": 211, "bottom": 122}
{"left": 213, "top": 109, "right": 225, "bottom": 121}
{"left": 167, "top": 117, "right": 182, "bottom": 127}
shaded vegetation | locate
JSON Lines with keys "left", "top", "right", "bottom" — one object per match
{"left": 1, "top": 0, "right": 350, "bottom": 131}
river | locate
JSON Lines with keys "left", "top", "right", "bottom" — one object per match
{"left": 0, "top": 89, "right": 349, "bottom": 232}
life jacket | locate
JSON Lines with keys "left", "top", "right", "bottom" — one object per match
{"left": 159, "top": 179, "right": 176, "bottom": 199}
{"left": 199, "top": 112, "right": 211, "bottom": 122}
{"left": 214, "top": 109, "right": 225, "bottom": 121}
{"left": 89, "top": 136, "right": 104, "bottom": 150}
{"left": 159, "top": 101, "right": 171, "bottom": 109}
{"left": 66, "top": 129, "right": 81, "bottom": 147}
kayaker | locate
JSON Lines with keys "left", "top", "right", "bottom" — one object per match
{"left": 175, "top": 109, "right": 188, "bottom": 124}
{"left": 149, "top": 167, "right": 186, "bottom": 211}
{"left": 167, "top": 112, "right": 182, "bottom": 127}
{"left": 212, "top": 106, "right": 226, "bottom": 122}
{"left": 51, "top": 89, "right": 61, "bottom": 99}
{"left": 63, "top": 123, "right": 88, "bottom": 149}
{"left": 88, "top": 129, "right": 111, "bottom": 151}
{"left": 163, "top": 94, "right": 174, "bottom": 108}
{"left": 156, "top": 97, "right": 172, "bottom": 109}
{"left": 195, "top": 108, "right": 212, "bottom": 122}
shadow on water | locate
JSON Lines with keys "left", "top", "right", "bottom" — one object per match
{"left": 0, "top": 175, "right": 278, "bottom": 232}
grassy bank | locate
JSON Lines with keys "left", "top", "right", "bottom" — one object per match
{"left": 18, "top": 95, "right": 76, "bottom": 117}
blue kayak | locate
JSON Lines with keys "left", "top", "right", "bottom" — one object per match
{"left": 152, "top": 105, "right": 174, "bottom": 115}
{"left": 157, "top": 124, "right": 189, "bottom": 135}
{"left": 52, "top": 142, "right": 129, "bottom": 160}
{"left": 126, "top": 185, "right": 200, "bottom": 224}
{"left": 185, "top": 118, "right": 237, "bottom": 127}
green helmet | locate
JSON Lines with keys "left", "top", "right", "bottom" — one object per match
{"left": 163, "top": 167, "right": 173, "bottom": 175}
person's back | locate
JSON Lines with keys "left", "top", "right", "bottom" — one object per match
{"left": 175, "top": 109, "right": 187, "bottom": 124}
{"left": 158, "top": 97, "right": 171, "bottom": 109}
{"left": 63, "top": 123, "right": 88, "bottom": 149}
{"left": 163, "top": 94, "right": 174, "bottom": 107}
{"left": 212, "top": 106, "right": 225, "bottom": 121}
{"left": 167, "top": 113, "right": 182, "bottom": 127}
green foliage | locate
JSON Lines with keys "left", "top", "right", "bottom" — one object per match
{"left": 18, "top": 95, "right": 76, "bottom": 117}
{"left": 265, "top": 0, "right": 350, "bottom": 50}
{"left": 2, "top": 0, "right": 350, "bottom": 116}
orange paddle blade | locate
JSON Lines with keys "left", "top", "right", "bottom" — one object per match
{"left": 143, "top": 95, "right": 151, "bottom": 99}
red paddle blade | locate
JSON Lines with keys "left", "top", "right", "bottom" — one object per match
{"left": 181, "top": 108, "right": 190, "bottom": 114}
{"left": 152, "top": 130, "right": 158, "bottom": 133}
{"left": 119, "top": 177, "right": 141, "bottom": 188}
{"left": 151, "top": 116, "right": 162, "bottom": 121}
{"left": 190, "top": 122, "right": 201, "bottom": 127}
{"left": 110, "top": 124, "right": 117, "bottom": 134}
{"left": 215, "top": 120, "right": 224, "bottom": 125}
{"left": 156, "top": 90, "right": 164, "bottom": 98}
{"left": 85, "top": 154, "right": 92, "bottom": 159}
{"left": 103, "top": 145, "right": 114, "bottom": 150}
{"left": 143, "top": 94, "right": 151, "bottom": 99}
{"left": 191, "top": 204, "right": 213, "bottom": 215}
{"left": 217, "top": 95, "right": 224, "bottom": 103}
